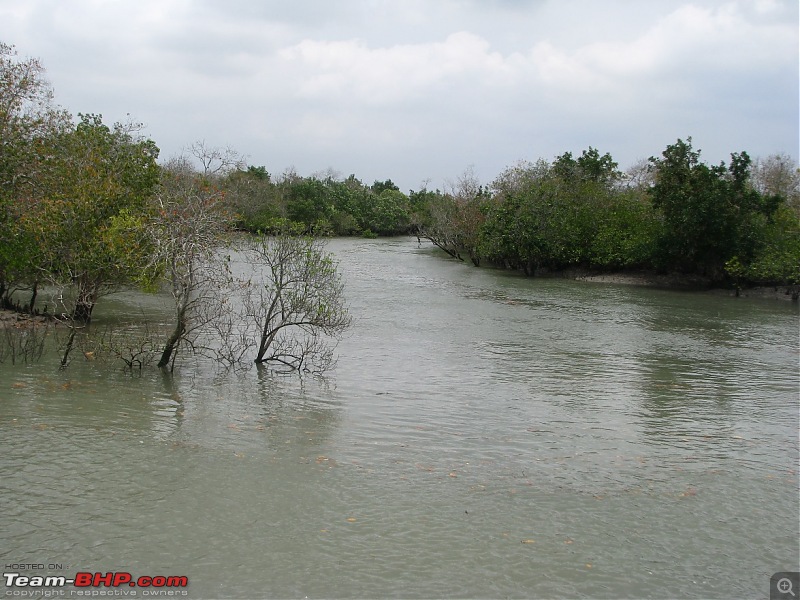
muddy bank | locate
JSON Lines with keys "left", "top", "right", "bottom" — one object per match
{"left": 562, "top": 269, "right": 798, "bottom": 301}
{"left": 0, "top": 309, "right": 55, "bottom": 328}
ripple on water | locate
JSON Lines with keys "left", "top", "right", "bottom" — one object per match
{"left": 0, "top": 238, "right": 797, "bottom": 598}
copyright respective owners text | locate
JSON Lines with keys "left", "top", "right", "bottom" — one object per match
{"left": 3, "top": 564, "right": 190, "bottom": 598}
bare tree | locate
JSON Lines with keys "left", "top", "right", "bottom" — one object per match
{"left": 421, "top": 166, "right": 487, "bottom": 266}
{"left": 422, "top": 193, "right": 466, "bottom": 261}
{"left": 201, "top": 285, "right": 255, "bottom": 370}
{"left": 71, "top": 322, "right": 159, "bottom": 371}
{"left": 0, "top": 321, "right": 51, "bottom": 365}
{"left": 623, "top": 157, "right": 656, "bottom": 190}
{"left": 186, "top": 140, "right": 246, "bottom": 178}
{"left": 149, "top": 158, "right": 233, "bottom": 370}
{"left": 242, "top": 234, "right": 351, "bottom": 373}
{"left": 751, "top": 153, "right": 800, "bottom": 215}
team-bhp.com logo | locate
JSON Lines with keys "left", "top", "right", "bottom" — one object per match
{"left": 4, "top": 572, "right": 188, "bottom": 596}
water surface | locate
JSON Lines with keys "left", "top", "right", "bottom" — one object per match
{"left": 1, "top": 237, "right": 798, "bottom": 599}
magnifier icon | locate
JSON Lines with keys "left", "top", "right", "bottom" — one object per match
{"left": 778, "top": 578, "right": 796, "bottom": 597}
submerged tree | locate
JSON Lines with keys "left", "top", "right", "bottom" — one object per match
{"left": 243, "top": 233, "right": 351, "bottom": 373}
{"left": 149, "top": 157, "right": 233, "bottom": 370}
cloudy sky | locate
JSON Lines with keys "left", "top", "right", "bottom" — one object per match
{"left": 2, "top": 0, "right": 797, "bottom": 191}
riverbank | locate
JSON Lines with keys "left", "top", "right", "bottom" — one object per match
{"left": 1, "top": 267, "right": 796, "bottom": 335}
{"left": 0, "top": 309, "right": 54, "bottom": 328}
{"left": 567, "top": 269, "right": 798, "bottom": 301}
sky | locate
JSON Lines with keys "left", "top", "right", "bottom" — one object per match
{"left": 1, "top": 0, "right": 797, "bottom": 192}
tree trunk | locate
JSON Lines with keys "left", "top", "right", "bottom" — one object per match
{"left": 158, "top": 312, "right": 186, "bottom": 369}
{"left": 60, "top": 328, "right": 77, "bottom": 370}
{"left": 71, "top": 300, "right": 94, "bottom": 323}
{"left": 254, "top": 293, "right": 281, "bottom": 364}
{"left": 255, "top": 325, "right": 278, "bottom": 363}
{"left": 71, "top": 286, "right": 96, "bottom": 324}
{"left": 28, "top": 282, "right": 38, "bottom": 314}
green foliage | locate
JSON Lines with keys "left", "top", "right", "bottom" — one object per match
{"left": 432, "top": 141, "right": 796, "bottom": 289}
{"left": 226, "top": 169, "right": 414, "bottom": 237}
{"left": 0, "top": 97, "right": 160, "bottom": 319}
{"left": 223, "top": 165, "right": 283, "bottom": 231}
{"left": 38, "top": 114, "right": 159, "bottom": 313}
{"left": 370, "top": 179, "right": 400, "bottom": 194}
{"left": 552, "top": 147, "right": 621, "bottom": 185}
{"left": 727, "top": 206, "right": 800, "bottom": 285}
{"left": 246, "top": 233, "right": 351, "bottom": 371}
{"left": 361, "top": 189, "right": 410, "bottom": 235}
{"left": 330, "top": 211, "right": 361, "bottom": 236}
{"left": 587, "top": 190, "right": 662, "bottom": 269}
{"left": 284, "top": 177, "right": 332, "bottom": 228}
{"left": 479, "top": 151, "right": 646, "bottom": 273}
{"left": 0, "top": 42, "right": 70, "bottom": 294}
{"left": 647, "top": 138, "right": 775, "bottom": 279}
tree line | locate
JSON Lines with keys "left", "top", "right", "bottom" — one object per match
{"left": 199, "top": 139, "right": 800, "bottom": 291}
{"left": 418, "top": 146, "right": 799, "bottom": 290}
{"left": 1, "top": 41, "right": 798, "bottom": 372}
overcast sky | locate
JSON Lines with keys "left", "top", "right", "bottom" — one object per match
{"left": 2, "top": 0, "right": 797, "bottom": 191}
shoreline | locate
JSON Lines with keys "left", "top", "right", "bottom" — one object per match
{"left": 566, "top": 269, "right": 798, "bottom": 301}
{"left": 0, "top": 268, "right": 796, "bottom": 331}
{"left": 0, "top": 309, "right": 55, "bottom": 328}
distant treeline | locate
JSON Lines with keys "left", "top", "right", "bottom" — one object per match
{"left": 225, "top": 167, "right": 419, "bottom": 238}
{"left": 225, "top": 142, "right": 800, "bottom": 287}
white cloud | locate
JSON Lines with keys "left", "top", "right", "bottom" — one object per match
{"left": 0, "top": 0, "right": 796, "bottom": 190}
{"left": 276, "top": 32, "right": 511, "bottom": 106}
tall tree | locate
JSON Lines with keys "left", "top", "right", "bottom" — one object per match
{"left": 648, "top": 138, "right": 768, "bottom": 278}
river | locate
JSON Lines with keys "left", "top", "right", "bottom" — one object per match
{"left": 1, "top": 237, "right": 798, "bottom": 599}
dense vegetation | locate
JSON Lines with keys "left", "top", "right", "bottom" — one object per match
{"left": 418, "top": 146, "right": 799, "bottom": 289}
{"left": 225, "top": 167, "right": 419, "bottom": 237}
{"left": 2, "top": 39, "right": 798, "bottom": 336}
{"left": 203, "top": 141, "right": 799, "bottom": 290}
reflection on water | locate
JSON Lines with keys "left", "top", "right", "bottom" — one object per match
{"left": 1, "top": 237, "right": 798, "bottom": 599}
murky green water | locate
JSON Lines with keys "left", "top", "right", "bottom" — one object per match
{"left": 1, "top": 238, "right": 798, "bottom": 599}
